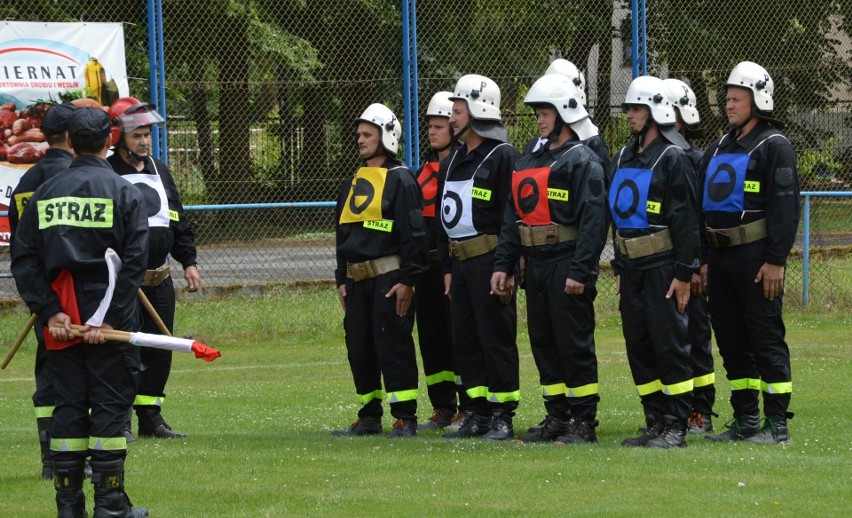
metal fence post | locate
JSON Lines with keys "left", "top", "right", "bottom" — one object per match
{"left": 803, "top": 194, "right": 810, "bottom": 306}
{"left": 401, "top": 0, "right": 413, "bottom": 168}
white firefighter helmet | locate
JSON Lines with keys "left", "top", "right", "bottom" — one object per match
{"left": 544, "top": 59, "right": 587, "bottom": 106}
{"left": 622, "top": 75, "right": 676, "bottom": 126}
{"left": 725, "top": 61, "right": 774, "bottom": 113}
{"left": 662, "top": 78, "right": 700, "bottom": 128}
{"left": 426, "top": 91, "right": 454, "bottom": 119}
{"left": 524, "top": 74, "right": 598, "bottom": 140}
{"left": 449, "top": 74, "right": 502, "bottom": 121}
{"left": 355, "top": 103, "right": 401, "bottom": 156}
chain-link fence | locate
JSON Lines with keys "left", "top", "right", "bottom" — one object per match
{"left": 1, "top": 1, "right": 851, "bottom": 307}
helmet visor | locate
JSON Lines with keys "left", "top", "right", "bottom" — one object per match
{"left": 119, "top": 104, "right": 165, "bottom": 132}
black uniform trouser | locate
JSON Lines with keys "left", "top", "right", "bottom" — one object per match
{"left": 526, "top": 256, "right": 599, "bottom": 420}
{"left": 343, "top": 270, "right": 419, "bottom": 420}
{"left": 32, "top": 324, "right": 55, "bottom": 414}
{"left": 134, "top": 277, "right": 176, "bottom": 429}
{"left": 688, "top": 291, "right": 715, "bottom": 416}
{"left": 49, "top": 341, "right": 141, "bottom": 464}
{"left": 707, "top": 241, "right": 791, "bottom": 420}
{"left": 450, "top": 251, "right": 519, "bottom": 416}
{"left": 415, "top": 265, "right": 460, "bottom": 412}
{"left": 619, "top": 264, "right": 692, "bottom": 423}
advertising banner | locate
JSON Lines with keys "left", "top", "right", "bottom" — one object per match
{"left": 0, "top": 21, "right": 129, "bottom": 245}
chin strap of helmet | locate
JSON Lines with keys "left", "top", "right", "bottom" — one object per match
{"left": 451, "top": 122, "right": 471, "bottom": 148}
{"left": 545, "top": 116, "right": 567, "bottom": 148}
{"left": 361, "top": 144, "right": 389, "bottom": 163}
{"left": 119, "top": 133, "right": 142, "bottom": 164}
{"left": 635, "top": 118, "right": 651, "bottom": 150}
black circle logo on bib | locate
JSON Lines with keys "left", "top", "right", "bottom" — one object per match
{"left": 707, "top": 163, "right": 737, "bottom": 202}
{"left": 516, "top": 177, "right": 540, "bottom": 216}
{"left": 348, "top": 177, "right": 375, "bottom": 215}
{"left": 419, "top": 174, "right": 437, "bottom": 212}
{"left": 134, "top": 183, "right": 163, "bottom": 218}
{"left": 442, "top": 191, "right": 462, "bottom": 229}
{"left": 613, "top": 179, "right": 640, "bottom": 220}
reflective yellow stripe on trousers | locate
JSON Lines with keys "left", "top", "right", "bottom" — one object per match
{"left": 761, "top": 380, "right": 792, "bottom": 394}
{"left": 567, "top": 383, "right": 599, "bottom": 398}
{"left": 387, "top": 389, "right": 418, "bottom": 403}
{"left": 425, "top": 370, "right": 456, "bottom": 386}
{"left": 635, "top": 379, "right": 662, "bottom": 396}
{"left": 729, "top": 378, "right": 761, "bottom": 391}
{"left": 358, "top": 389, "right": 384, "bottom": 405}
{"left": 488, "top": 390, "right": 521, "bottom": 403}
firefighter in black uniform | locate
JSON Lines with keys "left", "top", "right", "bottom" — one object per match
{"left": 437, "top": 74, "right": 521, "bottom": 441}
{"left": 414, "top": 91, "right": 470, "bottom": 431}
{"left": 8, "top": 102, "right": 76, "bottom": 480}
{"left": 493, "top": 74, "right": 608, "bottom": 444}
{"left": 609, "top": 76, "right": 700, "bottom": 449}
{"left": 522, "top": 60, "right": 610, "bottom": 169}
{"left": 331, "top": 103, "right": 428, "bottom": 438}
{"left": 108, "top": 96, "right": 201, "bottom": 441}
{"left": 518, "top": 64, "right": 610, "bottom": 439}
{"left": 662, "top": 78, "right": 717, "bottom": 434}
{"left": 11, "top": 107, "right": 149, "bottom": 517}
{"left": 702, "top": 62, "right": 799, "bottom": 444}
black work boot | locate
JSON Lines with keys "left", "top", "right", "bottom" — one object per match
{"left": 482, "top": 410, "right": 514, "bottom": 441}
{"left": 526, "top": 415, "right": 550, "bottom": 434}
{"left": 386, "top": 418, "right": 417, "bottom": 438}
{"left": 622, "top": 415, "right": 663, "bottom": 447}
{"left": 555, "top": 419, "right": 599, "bottom": 444}
{"left": 331, "top": 416, "right": 382, "bottom": 437}
{"left": 37, "top": 417, "right": 53, "bottom": 480}
{"left": 705, "top": 414, "right": 760, "bottom": 442}
{"left": 90, "top": 459, "right": 148, "bottom": 518}
{"left": 54, "top": 457, "right": 87, "bottom": 518}
{"left": 442, "top": 412, "right": 492, "bottom": 439}
{"left": 137, "top": 408, "right": 187, "bottom": 439}
{"left": 417, "top": 408, "right": 455, "bottom": 431}
{"left": 518, "top": 415, "right": 571, "bottom": 442}
{"left": 746, "top": 416, "right": 791, "bottom": 444}
{"left": 645, "top": 415, "right": 687, "bottom": 449}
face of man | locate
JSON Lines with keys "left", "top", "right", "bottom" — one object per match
{"left": 427, "top": 116, "right": 452, "bottom": 151}
{"left": 726, "top": 86, "right": 754, "bottom": 128}
{"left": 534, "top": 106, "right": 558, "bottom": 138}
{"left": 448, "top": 100, "right": 470, "bottom": 139}
{"left": 624, "top": 105, "right": 650, "bottom": 135}
{"left": 123, "top": 126, "right": 153, "bottom": 158}
{"left": 356, "top": 122, "right": 382, "bottom": 160}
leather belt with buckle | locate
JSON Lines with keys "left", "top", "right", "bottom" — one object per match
{"left": 706, "top": 219, "right": 767, "bottom": 248}
{"left": 518, "top": 223, "right": 578, "bottom": 247}
{"left": 615, "top": 228, "right": 673, "bottom": 259}
{"left": 141, "top": 264, "right": 171, "bottom": 287}
{"left": 448, "top": 234, "right": 498, "bottom": 261}
{"left": 346, "top": 254, "right": 401, "bottom": 281}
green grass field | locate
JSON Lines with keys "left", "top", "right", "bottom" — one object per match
{"left": 1, "top": 286, "right": 850, "bottom": 517}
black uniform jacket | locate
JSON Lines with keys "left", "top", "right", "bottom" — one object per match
{"left": 698, "top": 121, "right": 800, "bottom": 266}
{"left": 8, "top": 148, "right": 74, "bottom": 235}
{"left": 435, "top": 139, "right": 520, "bottom": 274}
{"left": 494, "top": 139, "right": 608, "bottom": 285}
{"left": 608, "top": 136, "right": 700, "bottom": 282}
{"left": 11, "top": 155, "right": 149, "bottom": 329}
{"left": 334, "top": 157, "right": 428, "bottom": 287}
{"left": 108, "top": 154, "right": 198, "bottom": 270}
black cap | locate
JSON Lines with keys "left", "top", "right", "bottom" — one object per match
{"left": 69, "top": 107, "right": 111, "bottom": 144}
{"left": 40, "top": 103, "right": 77, "bottom": 134}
